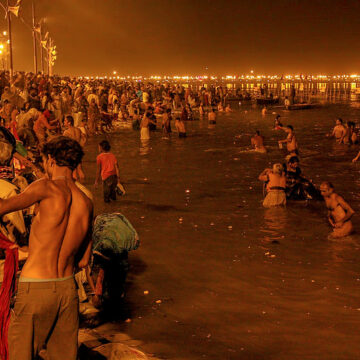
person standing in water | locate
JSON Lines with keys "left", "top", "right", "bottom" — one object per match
{"left": 208, "top": 108, "right": 216, "bottom": 124}
{"left": 162, "top": 108, "right": 172, "bottom": 138}
{"left": 1, "top": 136, "right": 93, "bottom": 360}
{"left": 95, "top": 140, "right": 122, "bottom": 203}
{"left": 140, "top": 111, "right": 156, "bottom": 140}
{"left": 327, "top": 118, "right": 346, "bottom": 143}
{"left": 320, "top": 181, "right": 355, "bottom": 238}
{"left": 258, "top": 163, "right": 287, "bottom": 207}
{"left": 251, "top": 130, "right": 267, "bottom": 153}
{"left": 175, "top": 117, "right": 186, "bottom": 138}
{"left": 278, "top": 125, "right": 298, "bottom": 156}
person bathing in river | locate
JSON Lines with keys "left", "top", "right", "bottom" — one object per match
{"left": 274, "top": 115, "right": 283, "bottom": 130}
{"left": 320, "top": 182, "right": 354, "bottom": 238}
{"left": 208, "top": 108, "right": 216, "bottom": 124}
{"left": 251, "top": 130, "right": 267, "bottom": 153}
{"left": 284, "top": 156, "right": 322, "bottom": 200}
{"left": 175, "top": 117, "right": 186, "bottom": 138}
{"left": 346, "top": 121, "right": 358, "bottom": 144}
{"left": 225, "top": 104, "right": 233, "bottom": 113}
{"left": 258, "top": 163, "right": 286, "bottom": 207}
{"left": 278, "top": 125, "right": 298, "bottom": 156}
{"left": 327, "top": 118, "right": 346, "bottom": 143}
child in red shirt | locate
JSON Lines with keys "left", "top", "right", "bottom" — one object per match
{"left": 95, "top": 140, "right": 120, "bottom": 202}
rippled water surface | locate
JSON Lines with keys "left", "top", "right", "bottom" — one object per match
{"left": 83, "top": 102, "right": 360, "bottom": 360}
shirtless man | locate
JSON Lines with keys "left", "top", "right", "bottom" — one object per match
{"left": 175, "top": 117, "right": 186, "bottom": 137}
{"left": 63, "top": 115, "right": 86, "bottom": 182}
{"left": 320, "top": 181, "right": 354, "bottom": 238}
{"left": 225, "top": 104, "right": 233, "bottom": 113}
{"left": 251, "top": 130, "right": 267, "bottom": 153}
{"left": 258, "top": 163, "right": 286, "bottom": 207}
{"left": 0, "top": 136, "right": 93, "bottom": 360}
{"left": 328, "top": 118, "right": 346, "bottom": 143}
{"left": 63, "top": 115, "right": 84, "bottom": 145}
{"left": 278, "top": 125, "right": 298, "bottom": 155}
{"left": 208, "top": 108, "right": 216, "bottom": 124}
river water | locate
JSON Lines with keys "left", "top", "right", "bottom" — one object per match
{"left": 83, "top": 101, "right": 360, "bottom": 360}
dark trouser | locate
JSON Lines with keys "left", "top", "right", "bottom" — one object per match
{"left": 8, "top": 277, "right": 79, "bottom": 360}
{"left": 103, "top": 174, "right": 117, "bottom": 202}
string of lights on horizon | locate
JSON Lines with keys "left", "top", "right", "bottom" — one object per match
{"left": 78, "top": 73, "right": 360, "bottom": 82}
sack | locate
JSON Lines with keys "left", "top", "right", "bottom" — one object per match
{"left": 93, "top": 213, "right": 139, "bottom": 257}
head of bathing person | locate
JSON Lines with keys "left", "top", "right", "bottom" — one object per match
{"left": 41, "top": 136, "right": 84, "bottom": 178}
{"left": 336, "top": 118, "right": 343, "bottom": 125}
{"left": 319, "top": 181, "right": 334, "bottom": 197}
{"left": 272, "top": 163, "right": 283, "bottom": 175}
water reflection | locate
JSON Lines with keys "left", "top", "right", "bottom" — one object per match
{"left": 261, "top": 207, "right": 288, "bottom": 243}
{"left": 139, "top": 139, "right": 150, "bottom": 156}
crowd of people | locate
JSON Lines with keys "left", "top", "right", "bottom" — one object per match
{"left": 256, "top": 114, "right": 357, "bottom": 239}
{"left": 0, "top": 70, "right": 243, "bottom": 149}
{"left": 0, "top": 70, "right": 240, "bottom": 360}
{"left": 0, "top": 69, "right": 358, "bottom": 359}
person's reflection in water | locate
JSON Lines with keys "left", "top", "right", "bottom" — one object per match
{"left": 140, "top": 139, "right": 150, "bottom": 156}
{"left": 262, "top": 207, "right": 288, "bottom": 244}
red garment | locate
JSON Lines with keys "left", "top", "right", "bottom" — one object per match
{"left": 0, "top": 234, "right": 18, "bottom": 360}
{"left": 95, "top": 268, "right": 104, "bottom": 296}
{"left": 96, "top": 152, "right": 117, "bottom": 181}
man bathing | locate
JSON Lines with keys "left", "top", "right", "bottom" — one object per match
{"left": 251, "top": 130, "right": 267, "bottom": 153}
{"left": 278, "top": 125, "right": 298, "bottom": 156}
{"left": 320, "top": 181, "right": 354, "bottom": 238}
{"left": 328, "top": 118, "right": 346, "bottom": 143}
{"left": 0, "top": 136, "right": 93, "bottom": 360}
{"left": 258, "top": 163, "right": 286, "bottom": 207}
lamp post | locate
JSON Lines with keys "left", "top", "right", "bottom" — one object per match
{"left": 31, "top": 0, "right": 37, "bottom": 73}
{"left": 6, "top": 0, "right": 13, "bottom": 76}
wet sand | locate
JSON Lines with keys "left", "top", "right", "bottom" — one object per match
{"left": 83, "top": 103, "right": 360, "bottom": 359}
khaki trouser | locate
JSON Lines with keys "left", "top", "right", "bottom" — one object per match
{"left": 9, "top": 277, "right": 79, "bottom": 360}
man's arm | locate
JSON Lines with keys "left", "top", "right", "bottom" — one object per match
{"left": 335, "top": 195, "right": 355, "bottom": 226}
{"left": 0, "top": 179, "right": 47, "bottom": 216}
{"left": 78, "top": 210, "right": 93, "bottom": 269}
{"left": 258, "top": 169, "right": 270, "bottom": 182}
{"left": 115, "top": 162, "right": 121, "bottom": 183}
{"left": 352, "top": 151, "right": 360, "bottom": 162}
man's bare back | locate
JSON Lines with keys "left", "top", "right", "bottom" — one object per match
{"left": 17, "top": 177, "right": 92, "bottom": 279}
{"left": 63, "top": 126, "right": 83, "bottom": 143}
{"left": 0, "top": 138, "right": 92, "bottom": 279}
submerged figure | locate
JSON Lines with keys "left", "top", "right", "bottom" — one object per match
{"left": 320, "top": 181, "right": 355, "bottom": 238}
{"left": 258, "top": 163, "right": 286, "bottom": 208}
{"left": 208, "top": 108, "right": 217, "bottom": 124}
{"left": 251, "top": 130, "right": 267, "bottom": 153}
{"left": 274, "top": 114, "right": 282, "bottom": 130}
{"left": 284, "top": 156, "right": 322, "bottom": 201}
